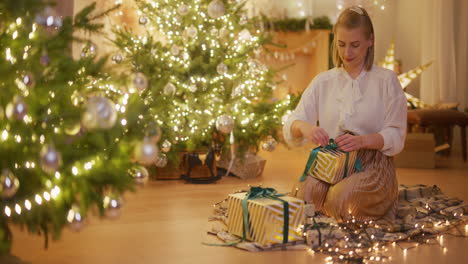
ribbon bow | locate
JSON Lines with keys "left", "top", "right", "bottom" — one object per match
{"left": 241, "top": 187, "right": 290, "bottom": 243}
{"left": 299, "top": 139, "right": 362, "bottom": 182}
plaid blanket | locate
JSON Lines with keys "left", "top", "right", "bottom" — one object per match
{"left": 204, "top": 184, "right": 467, "bottom": 252}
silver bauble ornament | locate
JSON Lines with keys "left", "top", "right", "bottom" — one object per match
{"left": 216, "top": 63, "right": 228, "bottom": 75}
{"left": 103, "top": 194, "right": 124, "bottom": 219}
{"left": 161, "top": 140, "right": 172, "bottom": 153}
{"left": 53, "top": 16, "right": 63, "bottom": 27}
{"left": 129, "top": 166, "right": 149, "bottom": 185}
{"left": 35, "top": 7, "right": 57, "bottom": 26}
{"left": 131, "top": 72, "right": 148, "bottom": 93}
{"left": 164, "top": 82, "right": 176, "bottom": 96}
{"left": 178, "top": 4, "right": 189, "bottom": 16}
{"left": 139, "top": 16, "right": 148, "bottom": 25}
{"left": 261, "top": 136, "right": 277, "bottom": 152}
{"left": 80, "top": 41, "right": 97, "bottom": 58}
{"left": 67, "top": 205, "right": 85, "bottom": 232}
{"left": 40, "top": 145, "right": 62, "bottom": 174}
{"left": 219, "top": 28, "right": 229, "bottom": 39}
{"left": 188, "top": 84, "right": 197, "bottom": 92}
{"left": 40, "top": 54, "right": 50, "bottom": 66}
{"left": 239, "top": 14, "right": 248, "bottom": 25}
{"left": 23, "top": 73, "right": 35, "bottom": 87}
{"left": 82, "top": 96, "right": 117, "bottom": 130}
{"left": 146, "top": 126, "right": 162, "bottom": 143}
{"left": 231, "top": 84, "right": 244, "bottom": 97}
{"left": 5, "top": 96, "right": 28, "bottom": 120}
{"left": 216, "top": 114, "right": 234, "bottom": 134}
{"left": 0, "top": 169, "right": 19, "bottom": 199}
{"left": 239, "top": 29, "right": 252, "bottom": 41}
{"left": 134, "top": 140, "right": 158, "bottom": 165}
{"left": 112, "top": 53, "right": 123, "bottom": 64}
{"left": 248, "top": 59, "right": 260, "bottom": 70}
{"left": 186, "top": 26, "right": 198, "bottom": 38}
{"left": 155, "top": 153, "right": 168, "bottom": 168}
{"left": 171, "top": 45, "right": 181, "bottom": 56}
{"left": 207, "top": 0, "right": 225, "bottom": 19}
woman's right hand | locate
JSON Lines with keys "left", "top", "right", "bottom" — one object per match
{"left": 291, "top": 120, "right": 329, "bottom": 146}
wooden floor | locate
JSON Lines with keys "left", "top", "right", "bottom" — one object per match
{"left": 6, "top": 145, "right": 468, "bottom": 264}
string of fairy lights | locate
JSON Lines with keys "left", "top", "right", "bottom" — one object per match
{"left": 0, "top": 11, "right": 131, "bottom": 225}
{"left": 1, "top": 0, "right": 291, "bottom": 222}
{"left": 113, "top": 0, "right": 290, "bottom": 145}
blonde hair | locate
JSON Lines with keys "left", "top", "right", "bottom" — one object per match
{"left": 332, "top": 6, "right": 375, "bottom": 71}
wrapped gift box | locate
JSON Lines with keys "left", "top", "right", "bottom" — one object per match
{"left": 217, "top": 152, "right": 266, "bottom": 179}
{"left": 306, "top": 148, "right": 358, "bottom": 184}
{"left": 226, "top": 192, "right": 305, "bottom": 246}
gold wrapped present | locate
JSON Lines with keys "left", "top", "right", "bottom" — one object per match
{"left": 226, "top": 188, "right": 305, "bottom": 246}
{"left": 300, "top": 140, "right": 360, "bottom": 184}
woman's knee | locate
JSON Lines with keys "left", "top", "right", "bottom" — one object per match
{"left": 302, "top": 177, "right": 329, "bottom": 209}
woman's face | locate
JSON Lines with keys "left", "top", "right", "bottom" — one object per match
{"left": 336, "top": 26, "right": 373, "bottom": 70}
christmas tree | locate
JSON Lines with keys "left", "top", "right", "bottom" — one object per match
{"left": 111, "top": 0, "right": 294, "bottom": 170}
{"left": 0, "top": 0, "right": 149, "bottom": 254}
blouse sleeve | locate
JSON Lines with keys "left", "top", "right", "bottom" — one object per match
{"left": 377, "top": 73, "right": 407, "bottom": 156}
{"left": 282, "top": 79, "right": 319, "bottom": 147}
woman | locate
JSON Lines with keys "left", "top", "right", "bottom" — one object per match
{"left": 283, "top": 6, "right": 407, "bottom": 222}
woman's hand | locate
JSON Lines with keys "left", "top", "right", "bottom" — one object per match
{"left": 336, "top": 134, "right": 364, "bottom": 152}
{"left": 291, "top": 120, "right": 329, "bottom": 146}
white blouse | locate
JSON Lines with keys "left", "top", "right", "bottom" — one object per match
{"left": 283, "top": 65, "right": 407, "bottom": 156}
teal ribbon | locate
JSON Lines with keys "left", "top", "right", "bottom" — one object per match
{"left": 241, "top": 187, "right": 289, "bottom": 243}
{"left": 299, "top": 139, "right": 362, "bottom": 182}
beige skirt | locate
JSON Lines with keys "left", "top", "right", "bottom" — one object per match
{"left": 292, "top": 149, "right": 398, "bottom": 222}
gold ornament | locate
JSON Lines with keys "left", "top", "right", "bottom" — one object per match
{"left": 80, "top": 41, "right": 97, "bottom": 58}
{"left": 134, "top": 139, "right": 159, "bottom": 165}
{"left": 164, "top": 82, "right": 176, "bottom": 96}
{"left": 161, "top": 139, "right": 172, "bottom": 153}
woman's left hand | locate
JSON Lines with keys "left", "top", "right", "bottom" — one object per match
{"left": 336, "top": 134, "right": 364, "bottom": 152}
